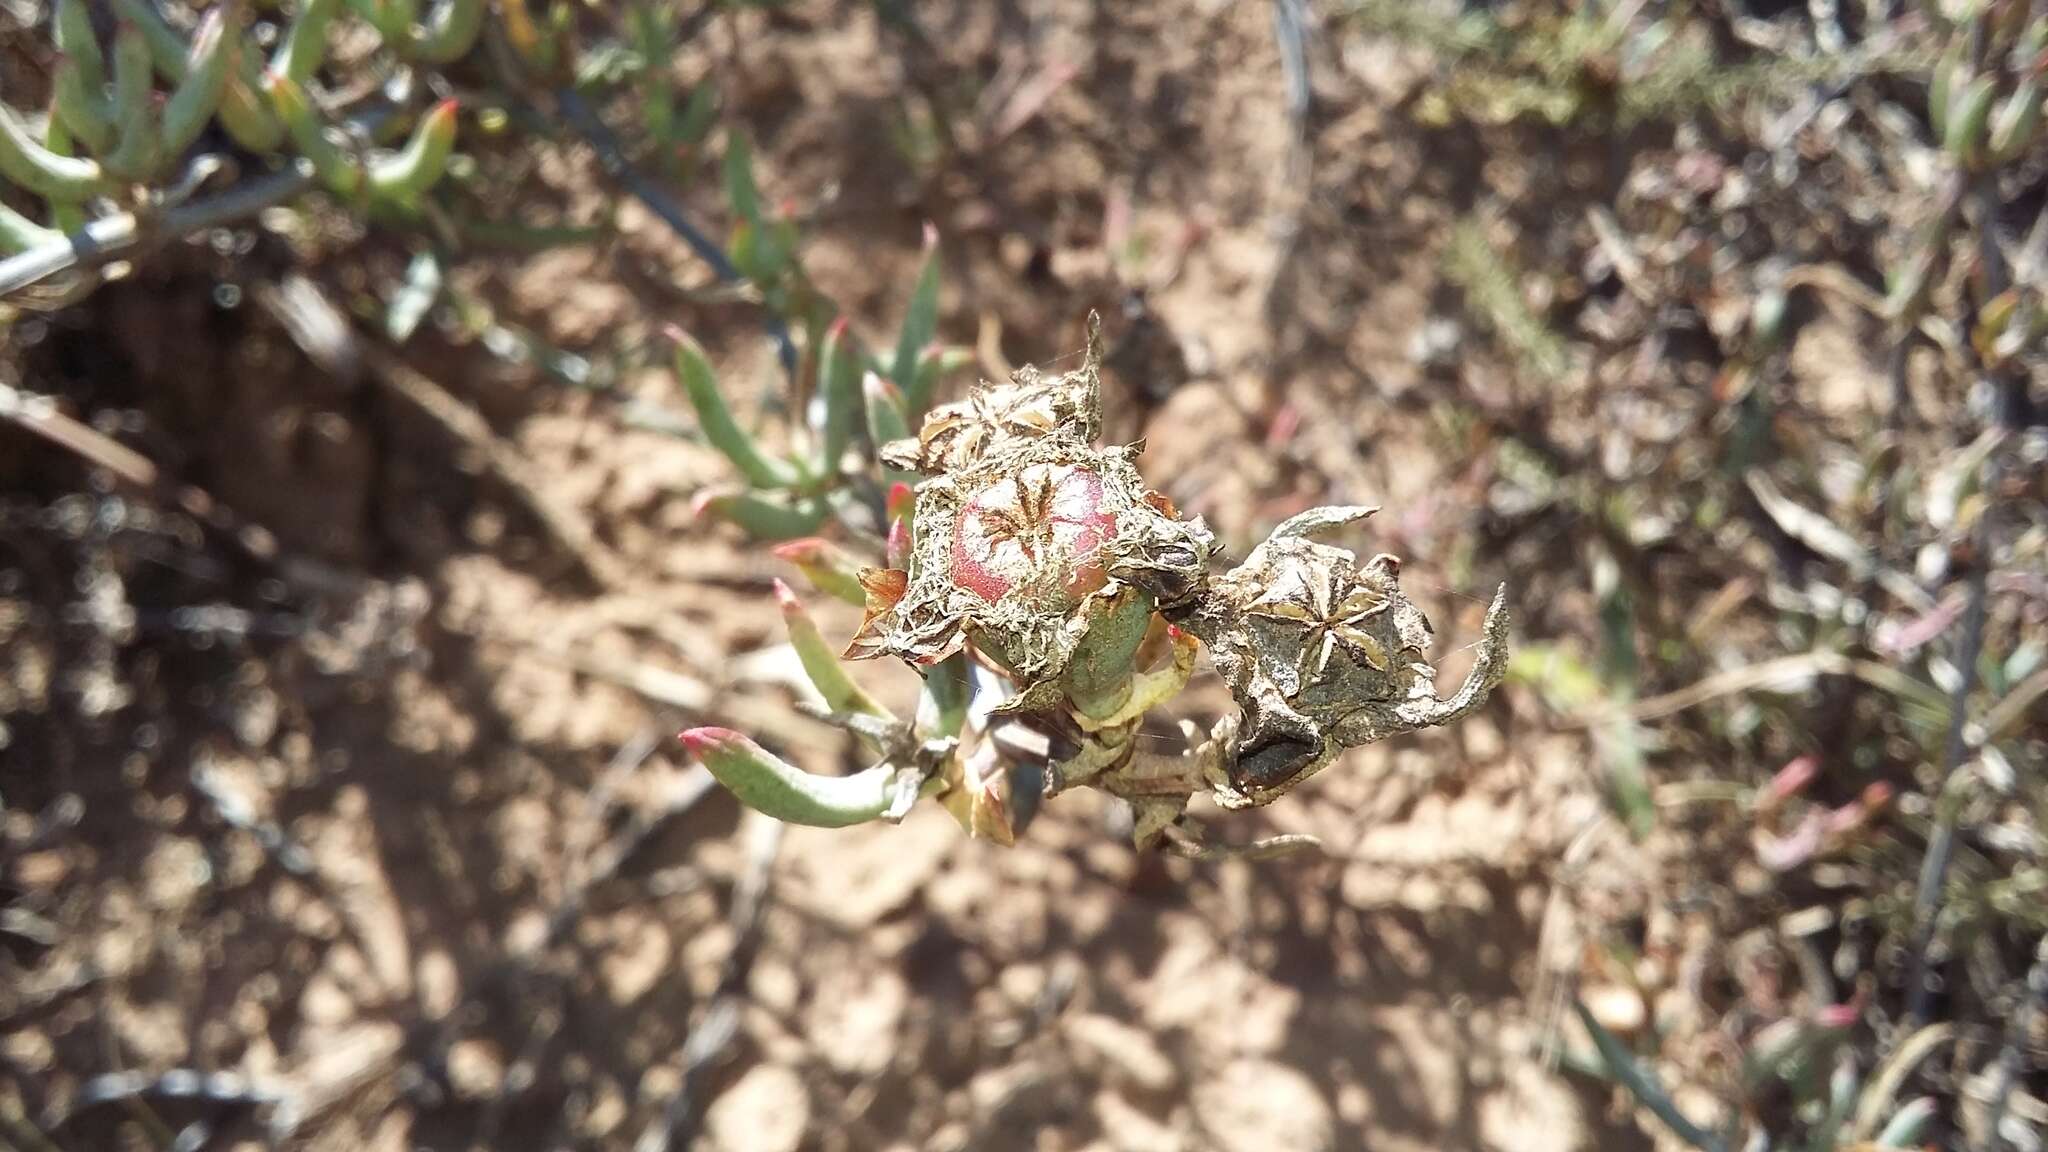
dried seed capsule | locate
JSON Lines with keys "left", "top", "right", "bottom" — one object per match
{"left": 949, "top": 462, "right": 1114, "bottom": 603}
{"left": 847, "top": 322, "right": 1211, "bottom": 724}
{"left": 1186, "top": 510, "right": 1510, "bottom": 808}
{"left": 882, "top": 315, "right": 1103, "bottom": 474}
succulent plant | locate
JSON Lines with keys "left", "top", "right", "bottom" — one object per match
{"left": 683, "top": 313, "right": 1512, "bottom": 852}
{"left": 2, "top": 0, "right": 473, "bottom": 269}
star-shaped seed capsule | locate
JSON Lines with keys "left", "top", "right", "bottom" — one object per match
{"left": 1177, "top": 506, "right": 1510, "bottom": 809}
{"left": 1242, "top": 561, "right": 1392, "bottom": 683}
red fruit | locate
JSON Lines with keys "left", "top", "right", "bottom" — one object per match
{"left": 949, "top": 463, "right": 1114, "bottom": 602}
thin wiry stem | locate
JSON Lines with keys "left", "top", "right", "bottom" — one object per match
{"left": 0, "top": 165, "right": 312, "bottom": 299}
{"left": 551, "top": 86, "right": 798, "bottom": 381}
{"left": 1904, "top": 95, "right": 2026, "bottom": 1028}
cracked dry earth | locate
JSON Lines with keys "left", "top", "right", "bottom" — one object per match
{"left": 4, "top": 2, "right": 1654, "bottom": 1150}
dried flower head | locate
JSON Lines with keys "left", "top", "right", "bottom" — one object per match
{"left": 851, "top": 441, "right": 1204, "bottom": 716}
{"left": 879, "top": 324, "right": 1104, "bottom": 474}
{"left": 1185, "top": 506, "right": 1511, "bottom": 809}
{"left": 730, "top": 310, "right": 1515, "bottom": 852}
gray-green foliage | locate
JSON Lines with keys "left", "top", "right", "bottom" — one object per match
{"left": 0, "top": 0, "right": 473, "bottom": 258}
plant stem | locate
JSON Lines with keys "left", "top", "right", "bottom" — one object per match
{"left": 0, "top": 164, "right": 312, "bottom": 298}
{"left": 551, "top": 86, "right": 798, "bottom": 381}
{"left": 1904, "top": 146, "right": 2027, "bottom": 1029}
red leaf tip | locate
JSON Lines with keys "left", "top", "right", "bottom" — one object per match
{"left": 677, "top": 726, "right": 743, "bottom": 753}
{"left": 689, "top": 489, "right": 734, "bottom": 522}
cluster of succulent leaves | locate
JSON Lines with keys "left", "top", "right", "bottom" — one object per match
{"left": 0, "top": 0, "right": 476, "bottom": 257}
{"left": 674, "top": 216, "right": 967, "bottom": 543}
{"left": 668, "top": 233, "right": 1013, "bottom": 840}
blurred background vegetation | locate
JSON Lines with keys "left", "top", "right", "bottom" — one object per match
{"left": 1, "top": 1, "right": 2044, "bottom": 1150}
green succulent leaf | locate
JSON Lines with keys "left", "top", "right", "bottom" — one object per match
{"left": 814, "top": 316, "right": 861, "bottom": 478}
{"left": 631, "top": 3, "right": 677, "bottom": 143}
{"left": 52, "top": 54, "right": 115, "bottom": 156}
{"left": 917, "top": 653, "right": 971, "bottom": 741}
{"left": 113, "top": 0, "right": 283, "bottom": 152}
{"left": 863, "top": 371, "right": 919, "bottom": 489}
{"left": 408, "top": 0, "right": 487, "bottom": 64}
{"left": 0, "top": 102, "right": 110, "bottom": 200}
{"left": 693, "top": 488, "right": 829, "bottom": 540}
{"left": 775, "top": 579, "right": 892, "bottom": 720}
{"left": 265, "top": 70, "right": 365, "bottom": 197}
{"left": 36, "top": 110, "right": 88, "bottom": 234}
{"left": 1944, "top": 73, "right": 1997, "bottom": 167}
{"left": 0, "top": 198, "right": 60, "bottom": 256}
{"left": 1875, "top": 1097, "right": 1935, "bottom": 1148}
{"left": 272, "top": 0, "right": 341, "bottom": 83}
{"left": 672, "top": 81, "right": 720, "bottom": 149}
{"left": 672, "top": 329, "right": 801, "bottom": 489}
{"left": 367, "top": 99, "right": 460, "bottom": 205}
{"left": 892, "top": 223, "right": 941, "bottom": 412}
{"left": 1573, "top": 999, "right": 1725, "bottom": 1152}
{"left": 771, "top": 538, "right": 868, "bottom": 606}
{"left": 680, "top": 726, "right": 898, "bottom": 828}
{"left": 160, "top": 9, "right": 239, "bottom": 160}
{"left": 909, "top": 343, "right": 974, "bottom": 412}
{"left": 55, "top": 0, "right": 107, "bottom": 93}
{"left": 101, "top": 21, "right": 164, "bottom": 181}
{"left": 724, "top": 131, "right": 763, "bottom": 227}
